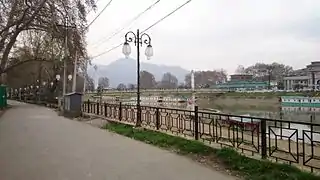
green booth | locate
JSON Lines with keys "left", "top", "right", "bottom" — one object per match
{"left": 0, "top": 85, "right": 7, "bottom": 108}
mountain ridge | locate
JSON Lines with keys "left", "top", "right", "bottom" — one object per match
{"left": 88, "top": 58, "right": 189, "bottom": 87}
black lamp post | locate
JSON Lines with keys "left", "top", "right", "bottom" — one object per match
{"left": 55, "top": 74, "right": 62, "bottom": 109}
{"left": 122, "top": 29, "right": 154, "bottom": 126}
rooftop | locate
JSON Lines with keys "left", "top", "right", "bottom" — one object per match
{"left": 283, "top": 76, "right": 308, "bottom": 80}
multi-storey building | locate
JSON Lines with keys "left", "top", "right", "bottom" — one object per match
{"left": 283, "top": 61, "right": 320, "bottom": 90}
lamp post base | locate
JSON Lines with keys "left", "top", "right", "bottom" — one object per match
{"left": 58, "top": 97, "right": 64, "bottom": 112}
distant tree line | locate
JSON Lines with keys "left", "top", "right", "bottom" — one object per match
{"left": 86, "top": 62, "right": 298, "bottom": 91}
{"left": 86, "top": 69, "right": 229, "bottom": 91}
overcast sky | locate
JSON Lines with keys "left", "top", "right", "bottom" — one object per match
{"left": 86, "top": 0, "right": 320, "bottom": 74}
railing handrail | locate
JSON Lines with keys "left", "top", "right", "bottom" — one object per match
{"left": 84, "top": 100, "right": 320, "bottom": 126}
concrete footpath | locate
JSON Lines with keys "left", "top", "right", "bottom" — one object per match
{"left": 0, "top": 101, "right": 235, "bottom": 180}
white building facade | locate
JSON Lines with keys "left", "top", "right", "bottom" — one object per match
{"left": 283, "top": 61, "right": 320, "bottom": 90}
{"left": 283, "top": 76, "right": 308, "bottom": 90}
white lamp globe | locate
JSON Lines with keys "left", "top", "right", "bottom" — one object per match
{"left": 56, "top": 74, "right": 61, "bottom": 81}
{"left": 122, "top": 42, "right": 131, "bottom": 58}
{"left": 145, "top": 44, "right": 153, "bottom": 60}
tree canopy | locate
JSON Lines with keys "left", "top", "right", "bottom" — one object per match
{"left": 243, "top": 62, "right": 293, "bottom": 81}
{"left": 140, "top": 70, "right": 156, "bottom": 89}
{"left": 98, "top": 76, "right": 109, "bottom": 88}
{"left": 0, "top": 0, "right": 96, "bottom": 84}
{"left": 185, "top": 70, "right": 227, "bottom": 88}
{"left": 160, "top": 72, "right": 178, "bottom": 89}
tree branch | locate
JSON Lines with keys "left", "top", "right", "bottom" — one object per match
{"left": 0, "top": 0, "right": 48, "bottom": 73}
{"left": 2, "top": 58, "right": 52, "bottom": 74}
{"left": 0, "top": 1, "right": 30, "bottom": 36}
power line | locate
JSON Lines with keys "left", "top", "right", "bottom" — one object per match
{"left": 87, "top": 0, "right": 113, "bottom": 29}
{"left": 91, "top": 43, "right": 123, "bottom": 59}
{"left": 90, "top": 0, "right": 193, "bottom": 60}
{"left": 142, "top": 0, "right": 191, "bottom": 33}
{"left": 91, "top": 0, "right": 161, "bottom": 48}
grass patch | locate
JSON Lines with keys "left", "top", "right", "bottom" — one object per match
{"left": 104, "top": 122, "right": 320, "bottom": 180}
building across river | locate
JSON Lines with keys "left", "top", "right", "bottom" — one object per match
{"left": 283, "top": 61, "right": 320, "bottom": 90}
{"left": 213, "top": 74, "right": 270, "bottom": 90}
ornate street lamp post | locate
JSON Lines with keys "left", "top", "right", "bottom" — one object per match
{"left": 41, "top": 81, "right": 47, "bottom": 103}
{"left": 67, "top": 74, "right": 73, "bottom": 93}
{"left": 122, "top": 29, "right": 154, "bottom": 126}
{"left": 56, "top": 74, "right": 62, "bottom": 109}
{"left": 19, "top": 88, "right": 22, "bottom": 101}
{"left": 30, "top": 85, "right": 34, "bottom": 101}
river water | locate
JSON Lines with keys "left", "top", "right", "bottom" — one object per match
{"left": 121, "top": 96, "right": 320, "bottom": 123}
{"left": 103, "top": 95, "right": 320, "bottom": 141}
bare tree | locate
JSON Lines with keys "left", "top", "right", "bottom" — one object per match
{"left": 140, "top": 70, "right": 156, "bottom": 89}
{"left": 127, "top": 83, "right": 135, "bottom": 90}
{"left": 235, "top": 65, "right": 245, "bottom": 74}
{"left": 160, "top": 72, "right": 178, "bottom": 89}
{"left": 184, "top": 70, "right": 227, "bottom": 88}
{"left": 85, "top": 76, "right": 94, "bottom": 91}
{"left": 6, "top": 30, "right": 68, "bottom": 87}
{"left": 117, "top": 83, "right": 126, "bottom": 90}
{"left": 244, "top": 62, "right": 293, "bottom": 81}
{"left": 98, "top": 77, "right": 109, "bottom": 89}
{"left": 0, "top": 0, "right": 96, "bottom": 82}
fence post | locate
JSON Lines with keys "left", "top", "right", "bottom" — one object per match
{"left": 104, "top": 103, "right": 107, "bottom": 117}
{"left": 261, "top": 119, "right": 267, "bottom": 159}
{"left": 81, "top": 102, "right": 84, "bottom": 112}
{"left": 194, "top": 106, "right": 199, "bottom": 140}
{"left": 97, "top": 102, "right": 100, "bottom": 115}
{"left": 119, "top": 102, "right": 122, "bottom": 121}
{"left": 156, "top": 107, "right": 160, "bottom": 130}
{"left": 87, "top": 99, "right": 90, "bottom": 113}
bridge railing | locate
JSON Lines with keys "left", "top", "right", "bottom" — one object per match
{"left": 82, "top": 100, "right": 320, "bottom": 173}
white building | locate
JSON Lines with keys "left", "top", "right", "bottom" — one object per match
{"left": 283, "top": 61, "right": 320, "bottom": 90}
{"left": 283, "top": 76, "right": 308, "bottom": 90}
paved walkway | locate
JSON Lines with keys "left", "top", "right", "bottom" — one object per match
{"left": 0, "top": 101, "right": 235, "bottom": 180}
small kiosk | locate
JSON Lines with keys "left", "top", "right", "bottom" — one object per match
{"left": 64, "top": 92, "right": 82, "bottom": 117}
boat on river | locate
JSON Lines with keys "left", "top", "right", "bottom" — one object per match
{"left": 281, "top": 96, "right": 320, "bottom": 107}
{"left": 200, "top": 108, "right": 261, "bottom": 132}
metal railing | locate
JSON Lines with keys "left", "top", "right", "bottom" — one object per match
{"left": 86, "top": 88, "right": 225, "bottom": 94}
{"left": 10, "top": 94, "right": 59, "bottom": 108}
{"left": 82, "top": 100, "right": 320, "bottom": 173}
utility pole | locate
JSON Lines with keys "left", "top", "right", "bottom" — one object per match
{"left": 59, "top": 16, "right": 68, "bottom": 112}
{"left": 191, "top": 70, "right": 196, "bottom": 111}
{"left": 83, "top": 59, "right": 88, "bottom": 93}
{"left": 72, "top": 50, "right": 77, "bottom": 92}
{"left": 63, "top": 16, "right": 68, "bottom": 97}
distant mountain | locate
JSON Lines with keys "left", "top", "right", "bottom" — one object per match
{"left": 88, "top": 58, "right": 189, "bottom": 87}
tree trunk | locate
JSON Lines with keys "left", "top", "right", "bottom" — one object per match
{"left": 0, "top": 30, "right": 21, "bottom": 73}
